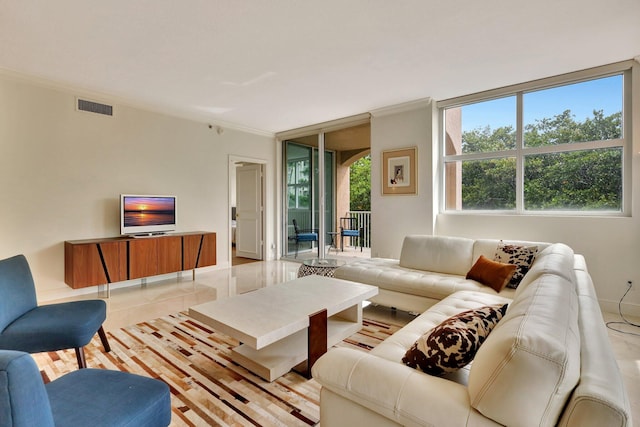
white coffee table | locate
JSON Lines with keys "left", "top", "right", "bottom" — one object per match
{"left": 188, "top": 275, "right": 378, "bottom": 381}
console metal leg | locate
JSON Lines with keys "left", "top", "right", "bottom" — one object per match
{"left": 97, "top": 283, "right": 110, "bottom": 299}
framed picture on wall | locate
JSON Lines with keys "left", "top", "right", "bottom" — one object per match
{"left": 381, "top": 147, "right": 417, "bottom": 195}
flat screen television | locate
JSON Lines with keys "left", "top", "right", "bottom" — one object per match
{"left": 120, "top": 194, "right": 177, "bottom": 236}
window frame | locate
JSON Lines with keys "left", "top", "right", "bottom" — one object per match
{"left": 437, "top": 61, "right": 634, "bottom": 216}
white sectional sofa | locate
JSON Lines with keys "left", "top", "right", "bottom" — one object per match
{"left": 312, "top": 235, "right": 631, "bottom": 427}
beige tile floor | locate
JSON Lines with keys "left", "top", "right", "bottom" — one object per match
{"left": 60, "top": 258, "right": 640, "bottom": 424}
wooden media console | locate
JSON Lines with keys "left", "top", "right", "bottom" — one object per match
{"left": 64, "top": 232, "right": 216, "bottom": 292}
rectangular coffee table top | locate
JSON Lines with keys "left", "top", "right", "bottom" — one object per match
{"left": 188, "top": 275, "right": 378, "bottom": 349}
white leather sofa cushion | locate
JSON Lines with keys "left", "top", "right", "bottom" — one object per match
{"left": 468, "top": 246, "right": 581, "bottom": 427}
{"left": 399, "top": 235, "right": 474, "bottom": 276}
{"left": 334, "top": 258, "right": 517, "bottom": 301}
{"left": 371, "top": 291, "right": 511, "bottom": 385}
{"left": 312, "top": 347, "right": 503, "bottom": 427}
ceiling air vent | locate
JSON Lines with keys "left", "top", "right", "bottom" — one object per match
{"left": 76, "top": 98, "right": 113, "bottom": 116}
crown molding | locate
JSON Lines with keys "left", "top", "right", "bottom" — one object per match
{"left": 276, "top": 112, "right": 371, "bottom": 140}
{"left": 0, "top": 67, "right": 275, "bottom": 138}
{"left": 370, "top": 97, "right": 433, "bottom": 118}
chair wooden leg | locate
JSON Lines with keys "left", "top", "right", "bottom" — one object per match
{"left": 98, "top": 326, "right": 111, "bottom": 352}
{"left": 75, "top": 347, "right": 87, "bottom": 369}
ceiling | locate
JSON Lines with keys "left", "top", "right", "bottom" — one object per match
{"left": 1, "top": 1, "right": 639, "bottom": 135}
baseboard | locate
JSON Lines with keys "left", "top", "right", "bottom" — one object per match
{"left": 599, "top": 298, "right": 640, "bottom": 318}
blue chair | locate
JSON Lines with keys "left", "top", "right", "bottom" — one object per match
{"left": 291, "top": 219, "right": 319, "bottom": 258}
{"left": 0, "top": 254, "right": 110, "bottom": 369}
{"left": 0, "top": 349, "right": 171, "bottom": 427}
{"left": 340, "top": 217, "right": 363, "bottom": 252}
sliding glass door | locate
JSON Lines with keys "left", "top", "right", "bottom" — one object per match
{"left": 284, "top": 138, "right": 335, "bottom": 259}
{"left": 315, "top": 148, "right": 335, "bottom": 245}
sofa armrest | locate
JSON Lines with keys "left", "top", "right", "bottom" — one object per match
{"left": 312, "top": 347, "right": 497, "bottom": 426}
{"left": 557, "top": 268, "right": 632, "bottom": 427}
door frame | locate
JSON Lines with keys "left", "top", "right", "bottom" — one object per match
{"left": 229, "top": 155, "right": 267, "bottom": 266}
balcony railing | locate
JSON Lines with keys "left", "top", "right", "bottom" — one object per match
{"left": 345, "top": 210, "right": 371, "bottom": 248}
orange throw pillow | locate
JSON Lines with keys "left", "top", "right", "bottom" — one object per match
{"left": 466, "top": 255, "right": 517, "bottom": 292}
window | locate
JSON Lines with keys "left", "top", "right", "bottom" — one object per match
{"left": 287, "top": 158, "right": 311, "bottom": 209}
{"left": 441, "top": 64, "right": 631, "bottom": 214}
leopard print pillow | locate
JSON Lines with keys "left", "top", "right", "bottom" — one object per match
{"left": 402, "top": 304, "right": 508, "bottom": 376}
{"left": 493, "top": 241, "right": 538, "bottom": 288}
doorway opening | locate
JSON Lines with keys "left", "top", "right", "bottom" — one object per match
{"left": 229, "top": 157, "right": 266, "bottom": 266}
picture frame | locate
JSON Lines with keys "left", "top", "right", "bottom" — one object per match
{"left": 381, "top": 147, "right": 417, "bottom": 195}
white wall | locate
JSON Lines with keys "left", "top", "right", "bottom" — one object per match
{"left": 370, "top": 101, "right": 436, "bottom": 259}
{"left": 0, "top": 73, "right": 275, "bottom": 302}
{"left": 368, "top": 69, "right": 640, "bottom": 316}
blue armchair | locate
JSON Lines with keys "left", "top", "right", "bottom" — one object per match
{"left": 291, "top": 219, "right": 319, "bottom": 258}
{"left": 0, "top": 254, "right": 110, "bottom": 369}
{"left": 0, "top": 349, "right": 171, "bottom": 427}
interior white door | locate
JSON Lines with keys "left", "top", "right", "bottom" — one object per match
{"left": 235, "top": 164, "right": 263, "bottom": 259}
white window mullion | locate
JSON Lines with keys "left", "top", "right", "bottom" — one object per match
{"left": 318, "top": 132, "right": 326, "bottom": 259}
{"left": 622, "top": 66, "right": 633, "bottom": 215}
{"left": 520, "top": 138, "right": 624, "bottom": 156}
{"left": 516, "top": 92, "right": 524, "bottom": 213}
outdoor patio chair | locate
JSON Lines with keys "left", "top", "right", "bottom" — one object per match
{"left": 340, "top": 217, "right": 364, "bottom": 252}
{"left": 291, "top": 219, "right": 319, "bottom": 258}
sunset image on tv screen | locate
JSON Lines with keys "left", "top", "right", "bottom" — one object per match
{"left": 123, "top": 196, "right": 175, "bottom": 227}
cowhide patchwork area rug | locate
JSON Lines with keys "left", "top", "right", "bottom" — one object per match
{"left": 33, "top": 312, "right": 401, "bottom": 427}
